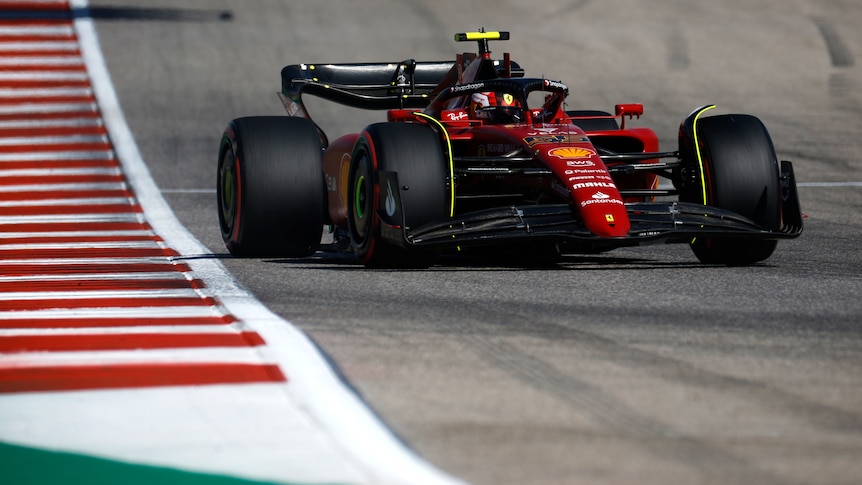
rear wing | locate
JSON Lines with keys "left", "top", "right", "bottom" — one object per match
{"left": 280, "top": 57, "right": 524, "bottom": 115}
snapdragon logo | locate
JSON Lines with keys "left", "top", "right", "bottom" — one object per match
{"left": 543, "top": 79, "right": 568, "bottom": 90}
{"left": 450, "top": 82, "right": 486, "bottom": 93}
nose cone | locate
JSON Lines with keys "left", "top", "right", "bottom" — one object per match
{"left": 541, "top": 145, "right": 631, "bottom": 238}
{"left": 575, "top": 187, "right": 630, "bottom": 237}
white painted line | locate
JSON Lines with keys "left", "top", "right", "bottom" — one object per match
{"left": 0, "top": 167, "right": 118, "bottom": 176}
{"left": 0, "top": 182, "right": 126, "bottom": 192}
{"left": 0, "top": 347, "right": 278, "bottom": 368}
{"left": 0, "top": 71, "right": 89, "bottom": 81}
{"left": 0, "top": 272, "right": 184, "bottom": 283}
{"left": 0, "top": 150, "right": 113, "bottom": 162}
{"left": 0, "top": 41, "right": 79, "bottom": 52}
{"left": 0, "top": 135, "right": 108, "bottom": 146}
{"left": 0, "top": 102, "right": 96, "bottom": 115}
{"left": 0, "top": 214, "right": 143, "bottom": 223}
{"left": 0, "top": 241, "right": 162, "bottom": 252}
{"left": 0, "top": 26, "right": 73, "bottom": 36}
{"left": 0, "top": 0, "right": 67, "bottom": 6}
{"left": 0, "top": 197, "right": 133, "bottom": 207}
{"left": 0, "top": 230, "right": 150, "bottom": 238}
{"left": 0, "top": 288, "right": 201, "bottom": 300}
{"left": 0, "top": 87, "right": 93, "bottom": 98}
{"left": 0, "top": 257, "right": 174, "bottom": 265}
{"left": 0, "top": 325, "right": 243, "bottom": 337}
{"left": 797, "top": 181, "right": 862, "bottom": 187}
{"left": 0, "top": 306, "right": 223, "bottom": 320}
{"left": 0, "top": 117, "right": 102, "bottom": 128}
{"left": 0, "top": 167, "right": 118, "bottom": 177}
{"left": 0, "top": 57, "right": 84, "bottom": 66}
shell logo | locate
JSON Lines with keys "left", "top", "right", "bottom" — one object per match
{"left": 548, "top": 147, "right": 597, "bottom": 159}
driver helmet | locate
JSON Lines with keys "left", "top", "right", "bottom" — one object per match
{"left": 470, "top": 91, "right": 523, "bottom": 124}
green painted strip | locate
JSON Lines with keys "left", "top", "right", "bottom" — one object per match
{"left": 0, "top": 441, "right": 343, "bottom": 485}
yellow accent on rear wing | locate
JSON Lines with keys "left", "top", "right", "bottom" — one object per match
{"left": 454, "top": 31, "right": 510, "bottom": 42}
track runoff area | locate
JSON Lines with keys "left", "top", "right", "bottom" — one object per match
{"left": 0, "top": 2, "right": 464, "bottom": 484}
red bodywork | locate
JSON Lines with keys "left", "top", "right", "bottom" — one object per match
{"left": 273, "top": 28, "right": 674, "bottom": 251}
{"left": 314, "top": 37, "right": 663, "bottom": 242}
{"left": 322, "top": 109, "right": 659, "bottom": 240}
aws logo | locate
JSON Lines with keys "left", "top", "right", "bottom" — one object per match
{"left": 548, "top": 147, "right": 597, "bottom": 160}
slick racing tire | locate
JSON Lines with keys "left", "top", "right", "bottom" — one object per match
{"left": 217, "top": 116, "right": 325, "bottom": 257}
{"left": 348, "top": 122, "right": 447, "bottom": 268}
{"left": 688, "top": 114, "right": 781, "bottom": 265}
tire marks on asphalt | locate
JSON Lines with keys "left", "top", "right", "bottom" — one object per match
{"left": 811, "top": 16, "right": 854, "bottom": 68}
{"left": 462, "top": 298, "right": 862, "bottom": 485}
{"left": 811, "top": 16, "right": 861, "bottom": 115}
{"left": 664, "top": 18, "right": 688, "bottom": 71}
{"left": 466, "top": 333, "right": 793, "bottom": 485}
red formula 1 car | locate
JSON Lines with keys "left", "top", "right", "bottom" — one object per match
{"left": 217, "top": 31, "right": 802, "bottom": 267}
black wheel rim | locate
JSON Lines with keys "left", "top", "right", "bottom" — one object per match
{"left": 218, "top": 145, "right": 238, "bottom": 238}
{"left": 349, "top": 150, "right": 374, "bottom": 250}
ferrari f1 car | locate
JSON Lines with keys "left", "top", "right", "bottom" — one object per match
{"left": 217, "top": 31, "right": 802, "bottom": 267}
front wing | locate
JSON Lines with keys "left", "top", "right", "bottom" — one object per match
{"left": 388, "top": 201, "right": 798, "bottom": 249}
{"left": 376, "top": 161, "right": 803, "bottom": 250}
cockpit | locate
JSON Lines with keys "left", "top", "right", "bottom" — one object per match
{"left": 425, "top": 77, "right": 569, "bottom": 125}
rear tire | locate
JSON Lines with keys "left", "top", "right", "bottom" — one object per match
{"left": 687, "top": 114, "right": 781, "bottom": 265}
{"left": 348, "top": 123, "right": 447, "bottom": 268}
{"left": 217, "top": 116, "right": 324, "bottom": 257}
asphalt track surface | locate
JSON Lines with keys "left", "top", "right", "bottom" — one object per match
{"left": 91, "top": 1, "right": 861, "bottom": 484}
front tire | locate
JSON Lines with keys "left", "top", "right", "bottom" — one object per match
{"left": 687, "top": 114, "right": 781, "bottom": 265}
{"left": 217, "top": 116, "right": 324, "bottom": 257}
{"left": 347, "top": 123, "right": 447, "bottom": 268}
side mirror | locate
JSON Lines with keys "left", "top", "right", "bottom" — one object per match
{"left": 615, "top": 103, "right": 644, "bottom": 129}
